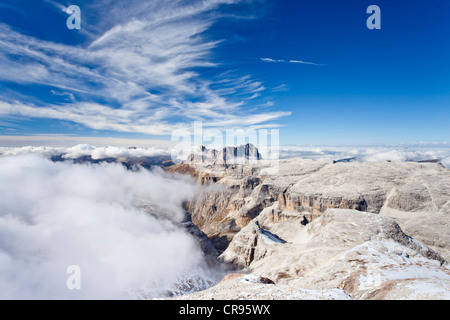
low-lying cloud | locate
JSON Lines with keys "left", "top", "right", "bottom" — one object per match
{"left": 279, "top": 144, "right": 450, "bottom": 168}
{"left": 0, "top": 154, "right": 219, "bottom": 299}
{"left": 0, "top": 144, "right": 170, "bottom": 160}
{"left": 62, "top": 144, "right": 170, "bottom": 160}
{"left": 1, "top": 143, "right": 450, "bottom": 168}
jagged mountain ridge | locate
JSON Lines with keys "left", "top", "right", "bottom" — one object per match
{"left": 187, "top": 143, "right": 262, "bottom": 165}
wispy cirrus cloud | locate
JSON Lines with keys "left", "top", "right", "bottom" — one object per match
{"left": 260, "top": 58, "right": 285, "bottom": 63}
{"left": 0, "top": 0, "right": 289, "bottom": 137}
{"left": 271, "top": 84, "right": 289, "bottom": 92}
{"left": 261, "top": 57, "right": 325, "bottom": 66}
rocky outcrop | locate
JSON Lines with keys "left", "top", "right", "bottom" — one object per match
{"left": 170, "top": 149, "right": 450, "bottom": 300}
{"left": 176, "top": 209, "right": 450, "bottom": 300}
{"left": 173, "top": 273, "right": 352, "bottom": 300}
{"left": 278, "top": 161, "right": 449, "bottom": 215}
{"left": 184, "top": 158, "right": 450, "bottom": 257}
{"left": 187, "top": 143, "right": 262, "bottom": 166}
{"left": 339, "top": 262, "right": 450, "bottom": 300}
{"left": 219, "top": 209, "right": 445, "bottom": 271}
{"left": 217, "top": 209, "right": 449, "bottom": 299}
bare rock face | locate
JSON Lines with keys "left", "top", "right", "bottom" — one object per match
{"left": 169, "top": 148, "right": 450, "bottom": 300}
{"left": 187, "top": 143, "right": 262, "bottom": 166}
{"left": 220, "top": 209, "right": 445, "bottom": 269}
{"left": 279, "top": 161, "right": 450, "bottom": 215}
{"left": 216, "top": 209, "right": 449, "bottom": 299}
{"left": 173, "top": 208, "right": 450, "bottom": 300}
{"left": 339, "top": 262, "right": 450, "bottom": 300}
{"left": 173, "top": 273, "right": 352, "bottom": 300}
{"left": 183, "top": 157, "right": 450, "bottom": 259}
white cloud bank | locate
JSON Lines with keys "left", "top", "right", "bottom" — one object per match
{"left": 0, "top": 144, "right": 171, "bottom": 160}
{"left": 279, "top": 144, "right": 450, "bottom": 168}
{"left": 1, "top": 143, "right": 450, "bottom": 168}
{"left": 62, "top": 144, "right": 170, "bottom": 160}
{"left": 0, "top": 155, "right": 220, "bottom": 299}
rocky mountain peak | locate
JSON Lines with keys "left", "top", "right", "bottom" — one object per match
{"left": 187, "top": 143, "right": 262, "bottom": 165}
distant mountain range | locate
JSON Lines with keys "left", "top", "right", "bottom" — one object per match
{"left": 50, "top": 153, "right": 175, "bottom": 170}
{"left": 46, "top": 144, "right": 263, "bottom": 170}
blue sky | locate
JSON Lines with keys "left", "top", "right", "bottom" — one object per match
{"left": 0, "top": 0, "right": 448, "bottom": 145}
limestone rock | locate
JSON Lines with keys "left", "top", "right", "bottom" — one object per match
{"left": 185, "top": 157, "right": 450, "bottom": 256}
{"left": 214, "top": 209, "right": 449, "bottom": 299}
{"left": 173, "top": 273, "right": 352, "bottom": 300}
{"left": 175, "top": 152, "right": 450, "bottom": 300}
{"left": 187, "top": 143, "right": 262, "bottom": 166}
